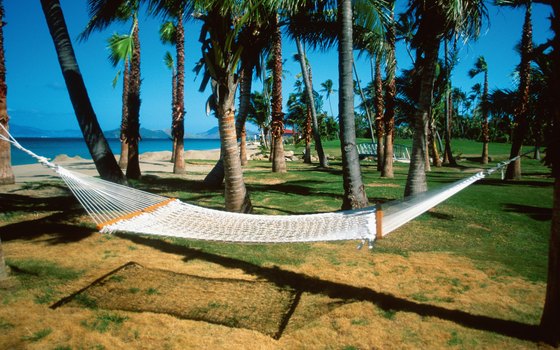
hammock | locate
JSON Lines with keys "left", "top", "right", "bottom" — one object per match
{"left": 0, "top": 125, "right": 520, "bottom": 247}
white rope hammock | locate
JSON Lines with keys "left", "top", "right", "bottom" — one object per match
{"left": 0, "top": 124, "right": 521, "bottom": 247}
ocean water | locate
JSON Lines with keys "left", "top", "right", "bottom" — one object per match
{"left": 10, "top": 138, "right": 222, "bottom": 166}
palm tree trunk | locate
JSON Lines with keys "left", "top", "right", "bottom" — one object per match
{"left": 0, "top": 1, "right": 13, "bottom": 186}
{"left": 540, "top": 4, "right": 560, "bottom": 345}
{"left": 374, "top": 56, "right": 385, "bottom": 171}
{"left": 170, "top": 71, "right": 177, "bottom": 163}
{"left": 126, "top": 18, "right": 141, "bottom": 180}
{"left": 304, "top": 105, "right": 312, "bottom": 163}
{"left": 338, "top": 0, "right": 368, "bottom": 210}
{"left": 119, "top": 60, "right": 129, "bottom": 169}
{"left": 541, "top": 178, "right": 560, "bottom": 345}
{"left": 217, "top": 80, "right": 252, "bottom": 213}
{"left": 443, "top": 40, "right": 456, "bottom": 166}
{"left": 40, "top": 0, "right": 125, "bottom": 184}
{"left": 430, "top": 123, "right": 442, "bottom": 167}
{"left": 382, "top": 9, "right": 396, "bottom": 178}
{"left": 506, "top": 3, "right": 532, "bottom": 180}
{"left": 237, "top": 65, "right": 254, "bottom": 166}
{"left": 0, "top": 3, "right": 11, "bottom": 272}
{"left": 205, "top": 63, "right": 254, "bottom": 184}
{"left": 481, "top": 70, "right": 490, "bottom": 164}
{"left": 295, "top": 36, "right": 328, "bottom": 168}
{"left": 271, "top": 14, "right": 287, "bottom": 173}
{"left": 240, "top": 125, "right": 247, "bottom": 166}
{"left": 173, "top": 12, "right": 186, "bottom": 174}
{"left": 404, "top": 38, "right": 440, "bottom": 197}
{"left": 444, "top": 90, "right": 457, "bottom": 165}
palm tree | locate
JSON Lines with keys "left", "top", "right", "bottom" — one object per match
{"left": 270, "top": 13, "right": 287, "bottom": 173}
{"left": 203, "top": 5, "right": 276, "bottom": 185}
{"left": 320, "top": 79, "right": 336, "bottom": 117}
{"left": 373, "top": 55, "right": 385, "bottom": 171}
{"left": 0, "top": 0, "right": 11, "bottom": 280}
{"left": 195, "top": 1, "right": 253, "bottom": 212}
{"left": 40, "top": 0, "right": 126, "bottom": 184}
{"left": 0, "top": 0, "right": 13, "bottom": 186}
{"left": 468, "top": 56, "right": 490, "bottom": 164}
{"left": 81, "top": 0, "right": 142, "bottom": 180}
{"left": 496, "top": 0, "right": 533, "bottom": 180}
{"left": 162, "top": 51, "right": 177, "bottom": 161}
{"left": 382, "top": 2, "right": 396, "bottom": 178}
{"left": 236, "top": 16, "right": 275, "bottom": 166}
{"left": 159, "top": 12, "right": 186, "bottom": 174}
{"left": 295, "top": 36, "right": 328, "bottom": 168}
{"left": 442, "top": 39, "right": 458, "bottom": 166}
{"left": 404, "top": 0, "right": 487, "bottom": 197}
{"left": 338, "top": 0, "right": 368, "bottom": 209}
{"left": 536, "top": 0, "right": 559, "bottom": 344}
{"left": 107, "top": 33, "right": 132, "bottom": 169}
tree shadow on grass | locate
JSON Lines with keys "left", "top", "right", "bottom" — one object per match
{"left": 503, "top": 203, "right": 552, "bottom": 221}
{"left": 118, "top": 233, "right": 541, "bottom": 343}
{"left": 476, "top": 178, "right": 553, "bottom": 188}
{"left": 0, "top": 212, "right": 95, "bottom": 243}
{"left": 0, "top": 191, "right": 75, "bottom": 213}
{"left": 0, "top": 191, "right": 95, "bottom": 243}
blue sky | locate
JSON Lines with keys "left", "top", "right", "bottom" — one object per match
{"left": 2, "top": 0, "right": 554, "bottom": 134}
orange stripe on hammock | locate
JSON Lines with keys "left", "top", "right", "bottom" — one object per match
{"left": 96, "top": 198, "right": 177, "bottom": 231}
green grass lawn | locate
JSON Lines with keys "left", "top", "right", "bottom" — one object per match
{"left": 162, "top": 139, "right": 553, "bottom": 284}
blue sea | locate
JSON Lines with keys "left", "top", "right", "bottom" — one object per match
{"left": 10, "top": 138, "right": 222, "bottom": 166}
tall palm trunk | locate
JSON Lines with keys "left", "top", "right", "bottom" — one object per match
{"left": 204, "top": 62, "right": 254, "bottom": 185}
{"left": 240, "top": 125, "right": 247, "bottom": 165}
{"left": 506, "top": 3, "right": 532, "bottom": 180}
{"left": 404, "top": 37, "right": 440, "bottom": 196}
{"left": 338, "top": 0, "right": 368, "bottom": 210}
{"left": 217, "top": 79, "right": 252, "bottom": 213}
{"left": 126, "top": 18, "right": 141, "bottom": 180}
{"left": 429, "top": 121, "right": 442, "bottom": 167}
{"left": 271, "top": 14, "right": 287, "bottom": 173}
{"left": 237, "top": 66, "right": 254, "bottom": 166}
{"left": 540, "top": 3, "right": 560, "bottom": 345}
{"left": 481, "top": 68, "right": 490, "bottom": 164}
{"left": 443, "top": 89, "right": 457, "bottom": 165}
{"left": 0, "top": 1, "right": 13, "bottom": 186}
{"left": 173, "top": 13, "right": 186, "bottom": 174}
{"left": 295, "top": 36, "right": 328, "bottom": 168}
{"left": 382, "top": 8, "right": 396, "bottom": 178}
{"left": 170, "top": 68, "right": 177, "bottom": 162}
{"left": 374, "top": 55, "right": 384, "bottom": 171}
{"left": 0, "top": 0, "right": 11, "bottom": 281}
{"left": 119, "top": 60, "right": 129, "bottom": 169}
{"left": 40, "top": 0, "right": 125, "bottom": 184}
{"left": 304, "top": 105, "right": 312, "bottom": 163}
{"left": 443, "top": 40, "right": 457, "bottom": 166}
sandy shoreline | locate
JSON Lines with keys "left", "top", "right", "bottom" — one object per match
{"left": 10, "top": 144, "right": 260, "bottom": 183}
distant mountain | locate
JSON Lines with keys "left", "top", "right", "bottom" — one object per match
{"left": 10, "top": 124, "right": 258, "bottom": 140}
{"left": 185, "top": 126, "right": 259, "bottom": 140}
{"left": 104, "top": 127, "right": 171, "bottom": 139}
{"left": 188, "top": 126, "right": 220, "bottom": 139}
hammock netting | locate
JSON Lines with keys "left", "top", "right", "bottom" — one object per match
{"left": 0, "top": 125, "right": 520, "bottom": 246}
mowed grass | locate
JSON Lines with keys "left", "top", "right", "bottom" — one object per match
{"left": 0, "top": 138, "right": 553, "bottom": 349}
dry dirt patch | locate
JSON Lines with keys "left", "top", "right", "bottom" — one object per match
{"left": 53, "top": 262, "right": 298, "bottom": 339}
